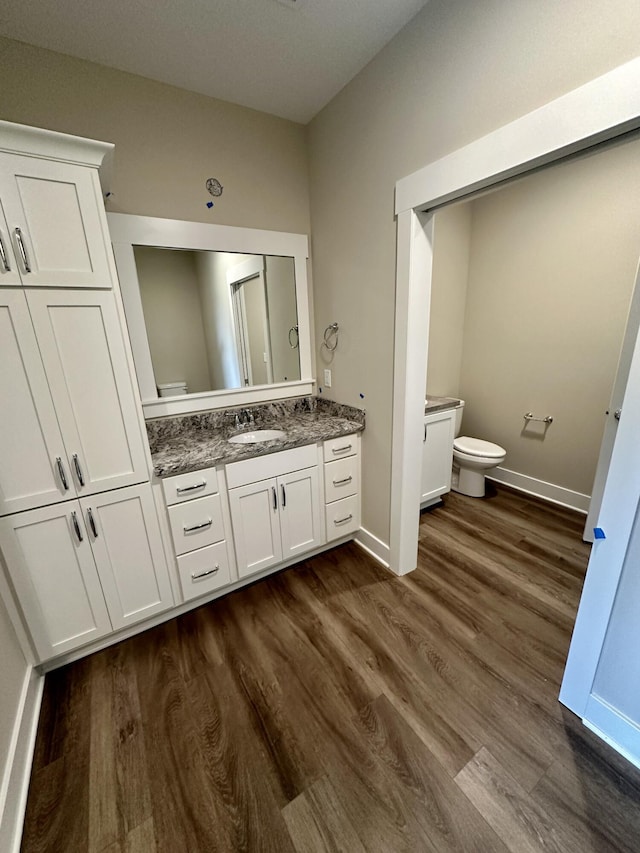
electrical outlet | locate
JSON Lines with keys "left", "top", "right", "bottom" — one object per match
{"left": 324, "top": 369, "right": 332, "bottom": 388}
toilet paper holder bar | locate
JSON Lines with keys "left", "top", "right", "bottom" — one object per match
{"left": 524, "top": 412, "right": 553, "bottom": 424}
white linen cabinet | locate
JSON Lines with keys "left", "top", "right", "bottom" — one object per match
{"left": 0, "top": 120, "right": 173, "bottom": 662}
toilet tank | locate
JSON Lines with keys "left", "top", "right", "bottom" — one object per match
{"left": 454, "top": 400, "right": 465, "bottom": 437}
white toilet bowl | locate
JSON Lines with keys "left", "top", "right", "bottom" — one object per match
{"left": 452, "top": 436, "right": 506, "bottom": 498}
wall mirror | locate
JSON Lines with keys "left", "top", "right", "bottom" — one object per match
{"left": 108, "top": 214, "right": 313, "bottom": 417}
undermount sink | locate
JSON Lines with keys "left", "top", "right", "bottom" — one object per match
{"left": 228, "top": 429, "right": 286, "bottom": 444}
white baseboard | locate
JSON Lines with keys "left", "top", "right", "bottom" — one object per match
{"left": 0, "top": 668, "right": 44, "bottom": 853}
{"left": 355, "top": 527, "right": 391, "bottom": 570}
{"left": 487, "top": 466, "right": 590, "bottom": 514}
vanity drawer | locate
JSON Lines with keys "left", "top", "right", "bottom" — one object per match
{"left": 162, "top": 466, "right": 218, "bottom": 506}
{"left": 168, "top": 494, "right": 225, "bottom": 556}
{"left": 325, "top": 494, "right": 359, "bottom": 542}
{"left": 323, "top": 434, "right": 358, "bottom": 463}
{"left": 177, "top": 540, "right": 232, "bottom": 602}
{"left": 324, "top": 456, "right": 359, "bottom": 503}
{"left": 226, "top": 444, "right": 317, "bottom": 489}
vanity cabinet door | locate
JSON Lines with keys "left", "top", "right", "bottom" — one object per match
{"left": 278, "top": 466, "right": 323, "bottom": 560}
{"left": 0, "top": 152, "right": 112, "bottom": 289}
{"left": 0, "top": 502, "right": 112, "bottom": 661}
{"left": 0, "top": 289, "right": 77, "bottom": 516}
{"left": 79, "top": 484, "right": 173, "bottom": 630}
{"left": 421, "top": 409, "right": 456, "bottom": 504}
{"left": 26, "top": 289, "right": 148, "bottom": 496}
{"left": 229, "top": 477, "right": 283, "bottom": 579}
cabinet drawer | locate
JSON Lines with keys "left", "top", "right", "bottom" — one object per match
{"left": 226, "top": 444, "right": 317, "bottom": 489}
{"left": 167, "top": 493, "right": 225, "bottom": 556}
{"left": 177, "top": 540, "right": 232, "bottom": 602}
{"left": 325, "top": 494, "right": 359, "bottom": 542}
{"left": 162, "top": 466, "right": 218, "bottom": 505}
{"left": 324, "top": 456, "right": 359, "bottom": 503}
{"left": 323, "top": 434, "right": 358, "bottom": 462}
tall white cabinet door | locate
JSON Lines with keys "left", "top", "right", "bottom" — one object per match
{"left": 0, "top": 152, "right": 112, "bottom": 288}
{"left": 80, "top": 484, "right": 173, "bottom": 630}
{"left": 421, "top": 410, "right": 455, "bottom": 504}
{"left": 278, "top": 466, "right": 323, "bottom": 560}
{"left": 26, "top": 290, "right": 148, "bottom": 496}
{"left": 0, "top": 201, "right": 20, "bottom": 286}
{"left": 0, "top": 503, "right": 111, "bottom": 660}
{"left": 229, "top": 478, "right": 283, "bottom": 579}
{"left": 0, "top": 289, "right": 77, "bottom": 515}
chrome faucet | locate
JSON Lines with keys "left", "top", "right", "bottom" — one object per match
{"left": 233, "top": 409, "right": 255, "bottom": 430}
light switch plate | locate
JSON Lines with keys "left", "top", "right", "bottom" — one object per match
{"left": 324, "top": 369, "right": 332, "bottom": 388}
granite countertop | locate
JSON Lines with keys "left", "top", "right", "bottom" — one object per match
{"left": 425, "top": 395, "right": 461, "bottom": 414}
{"left": 147, "top": 397, "right": 365, "bottom": 478}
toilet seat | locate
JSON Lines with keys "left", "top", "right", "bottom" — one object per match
{"left": 454, "top": 436, "right": 506, "bottom": 458}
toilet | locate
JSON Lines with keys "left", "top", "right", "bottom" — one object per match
{"left": 452, "top": 401, "right": 506, "bottom": 498}
{"left": 157, "top": 380, "right": 188, "bottom": 397}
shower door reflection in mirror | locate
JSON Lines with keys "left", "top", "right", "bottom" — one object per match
{"left": 133, "top": 246, "right": 300, "bottom": 394}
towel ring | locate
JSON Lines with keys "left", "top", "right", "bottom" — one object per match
{"left": 322, "top": 322, "right": 339, "bottom": 352}
{"left": 288, "top": 325, "right": 299, "bottom": 349}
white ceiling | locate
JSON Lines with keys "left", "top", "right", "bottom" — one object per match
{"left": 1, "top": 0, "right": 429, "bottom": 123}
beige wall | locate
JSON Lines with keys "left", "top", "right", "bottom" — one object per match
{"left": 308, "top": 0, "right": 640, "bottom": 545}
{"left": 0, "top": 594, "right": 28, "bottom": 826}
{"left": 454, "top": 140, "right": 640, "bottom": 497}
{"left": 265, "top": 256, "right": 300, "bottom": 383}
{"left": 0, "top": 37, "right": 310, "bottom": 234}
{"left": 135, "top": 247, "right": 212, "bottom": 393}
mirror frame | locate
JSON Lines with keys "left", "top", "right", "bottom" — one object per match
{"left": 108, "top": 213, "right": 313, "bottom": 417}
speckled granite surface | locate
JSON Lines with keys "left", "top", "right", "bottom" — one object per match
{"left": 425, "top": 395, "right": 460, "bottom": 414}
{"left": 147, "top": 397, "right": 365, "bottom": 478}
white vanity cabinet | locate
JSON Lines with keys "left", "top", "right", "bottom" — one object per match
{"left": 227, "top": 445, "right": 323, "bottom": 579}
{"left": 323, "top": 434, "right": 361, "bottom": 541}
{"left": 0, "top": 288, "right": 148, "bottom": 516}
{"left": 421, "top": 408, "right": 456, "bottom": 506}
{"left": 0, "top": 484, "right": 172, "bottom": 660}
{"left": 0, "top": 149, "right": 113, "bottom": 289}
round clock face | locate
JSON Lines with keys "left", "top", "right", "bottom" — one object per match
{"left": 206, "top": 178, "right": 223, "bottom": 197}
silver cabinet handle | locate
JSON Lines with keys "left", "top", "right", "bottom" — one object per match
{"left": 176, "top": 480, "right": 206, "bottom": 494}
{"left": 0, "top": 234, "right": 11, "bottom": 271}
{"left": 56, "top": 457, "right": 69, "bottom": 491}
{"left": 424, "top": 424, "right": 427, "bottom": 442}
{"left": 334, "top": 514, "right": 353, "bottom": 525}
{"left": 191, "top": 564, "right": 220, "bottom": 580}
{"left": 183, "top": 518, "right": 212, "bottom": 533}
{"left": 72, "top": 453, "right": 85, "bottom": 487}
{"left": 71, "top": 510, "right": 83, "bottom": 542}
{"left": 272, "top": 486, "right": 278, "bottom": 511}
{"left": 281, "top": 484, "right": 286, "bottom": 508}
{"left": 87, "top": 507, "right": 98, "bottom": 538}
{"left": 333, "top": 475, "right": 353, "bottom": 486}
{"left": 14, "top": 227, "right": 31, "bottom": 273}
{"left": 332, "top": 444, "right": 352, "bottom": 454}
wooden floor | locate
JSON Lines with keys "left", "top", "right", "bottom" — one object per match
{"left": 21, "top": 485, "right": 640, "bottom": 852}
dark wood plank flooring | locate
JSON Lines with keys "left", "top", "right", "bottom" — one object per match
{"left": 21, "top": 485, "right": 640, "bottom": 851}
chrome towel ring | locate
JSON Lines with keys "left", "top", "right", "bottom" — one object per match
{"left": 322, "top": 322, "right": 339, "bottom": 352}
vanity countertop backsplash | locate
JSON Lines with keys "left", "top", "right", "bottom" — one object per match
{"left": 147, "top": 397, "right": 365, "bottom": 477}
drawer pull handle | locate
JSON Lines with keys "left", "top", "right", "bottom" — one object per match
{"left": 71, "top": 510, "right": 84, "bottom": 542}
{"left": 272, "top": 486, "right": 278, "bottom": 511}
{"left": 183, "top": 518, "right": 212, "bottom": 533}
{"left": 87, "top": 507, "right": 98, "bottom": 538}
{"left": 333, "top": 475, "right": 353, "bottom": 486}
{"left": 56, "top": 457, "right": 69, "bottom": 491}
{"left": 176, "top": 480, "right": 206, "bottom": 494}
{"left": 0, "top": 234, "right": 11, "bottom": 271}
{"left": 332, "top": 444, "right": 352, "bottom": 454}
{"left": 72, "top": 453, "right": 85, "bottom": 487}
{"left": 334, "top": 513, "right": 353, "bottom": 525}
{"left": 14, "top": 227, "right": 31, "bottom": 273}
{"left": 281, "top": 484, "right": 286, "bottom": 508}
{"left": 192, "top": 565, "right": 220, "bottom": 581}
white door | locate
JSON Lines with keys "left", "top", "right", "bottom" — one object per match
{"left": 0, "top": 502, "right": 112, "bottom": 660}
{"left": 278, "top": 466, "right": 322, "bottom": 559}
{"left": 0, "top": 289, "right": 77, "bottom": 515}
{"left": 0, "top": 152, "right": 112, "bottom": 288}
{"left": 229, "top": 477, "right": 282, "bottom": 578}
{"left": 0, "top": 200, "right": 21, "bottom": 286}
{"left": 80, "top": 484, "right": 173, "bottom": 630}
{"left": 421, "top": 410, "right": 455, "bottom": 504}
{"left": 26, "top": 289, "right": 148, "bottom": 496}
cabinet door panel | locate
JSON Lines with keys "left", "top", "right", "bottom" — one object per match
{"left": 0, "top": 290, "right": 76, "bottom": 515}
{"left": 0, "top": 153, "right": 112, "bottom": 288}
{"left": 81, "top": 485, "right": 173, "bottom": 629}
{"left": 26, "top": 290, "right": 148, "bottom": 495}
{"left": 421, "top": 411, "right": 455, "bottom": 503}
{"left": 229, "top": 478, "right": 282, "bottom": 578}
{"left": 0, "top": 503, "right": 111, "bottom": 660}
{"left": 279, "top": 466, "right": 323, "bottom": 559}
